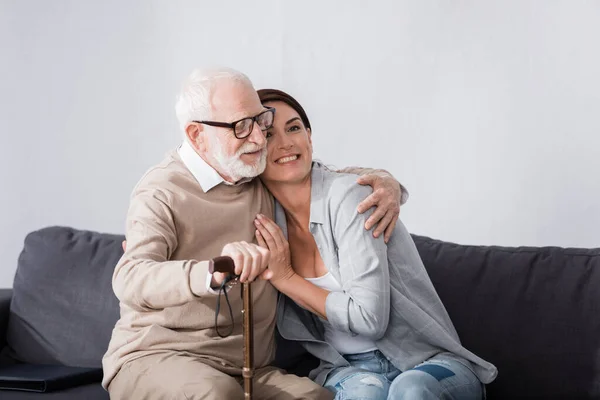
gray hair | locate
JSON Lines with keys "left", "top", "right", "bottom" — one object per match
{"left": 175, "top": 67, "right": 253, "bottom": 132}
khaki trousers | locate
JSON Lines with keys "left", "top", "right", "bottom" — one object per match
{"left": 108, "top": 352, "right": 333, "bottom": 400}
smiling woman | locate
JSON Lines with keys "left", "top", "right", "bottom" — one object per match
{"left": 254, "top": 88, "right": 497, "bottom": 400}
{"left": 257, "top": 89, "right": 314, "bottom": 186}
{"left": 262, "top": 114, "right": 313, "bottom": 185}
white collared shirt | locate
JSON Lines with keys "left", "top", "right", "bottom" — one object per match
{"left": 178, "top": 140, "right": 228, "bottom": 192}
{"left": 178, "top": 140, "right": 253, "bottom": 192}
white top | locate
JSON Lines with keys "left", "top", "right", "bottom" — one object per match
{"left": 306, "top": 272, "right": 378, "bottom": 355}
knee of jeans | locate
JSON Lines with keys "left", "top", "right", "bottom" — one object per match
{"left": 328, "top": 373, "right": 389, "bottom": 400}
{"left": 389, "top": 370, "right": 439, "bottom": 396}
{"left": 389, "top": 384, "right": 435, "bottom": 400}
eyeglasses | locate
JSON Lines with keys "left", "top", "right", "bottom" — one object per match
{"left": 193, "top": 107, "right": 276, "bottom": 139}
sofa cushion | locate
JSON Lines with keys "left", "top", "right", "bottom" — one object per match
{"left": 412, "top": 235, "right": 600, "bottom": 399}
{"left": 5, "top": 227, "right": 123, "bottom": 367}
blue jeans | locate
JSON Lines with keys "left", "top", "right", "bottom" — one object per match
{"left": 323, "top": 350, "right": 483, "bottom": 400}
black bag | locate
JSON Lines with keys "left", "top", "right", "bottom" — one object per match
{"left": 0, "top": 364, "right": 102, "bottom": 393}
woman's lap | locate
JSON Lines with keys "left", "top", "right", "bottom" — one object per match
{"left": 323, "top": 351, "right": 482, "bottom": 400}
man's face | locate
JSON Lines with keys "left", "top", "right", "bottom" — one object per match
{"left": 202, "top": 80, "right": 268, "bottom": 182}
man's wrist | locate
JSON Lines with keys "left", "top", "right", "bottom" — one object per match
{"left": 377, "top": 172, "right": 407, "bottom": 205}
{"left": 205, "top": 272, "right": 220, "bottom": 294}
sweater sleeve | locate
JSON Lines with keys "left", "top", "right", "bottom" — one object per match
{"left": 112, "top": 188, "right": 213, "bottom": 310}
{"left": 336, "top": 166, "right": 409, "bottom": 205}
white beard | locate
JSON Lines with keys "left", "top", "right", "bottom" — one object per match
{"left": 211, "top": 136, "right": 267, "bottom": 182}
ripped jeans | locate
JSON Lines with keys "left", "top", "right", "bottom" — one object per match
{"left": 323, "top": 350, "right": 483, "bottom": 400}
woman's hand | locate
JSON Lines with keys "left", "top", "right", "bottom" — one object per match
{"left": 255, "top": 214, "right": 329, "bottom": 320}
{"left": 254, "top": 213, "right": 296, "bottom": 285}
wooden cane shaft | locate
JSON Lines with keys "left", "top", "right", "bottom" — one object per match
{"left": 242, "top": 282, "right": 253, "bottom": 399}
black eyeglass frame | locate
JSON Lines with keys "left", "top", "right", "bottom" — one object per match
{"left": 192, "top": 106, "right": 276, "bottom": 139}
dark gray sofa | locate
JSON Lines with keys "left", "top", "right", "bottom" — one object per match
{"left": 0, "top": 226, "right": 598, "bottom": 399}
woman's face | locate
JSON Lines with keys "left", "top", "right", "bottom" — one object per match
{"left": 260, "top": 101, "right": 313, "bottom": 185}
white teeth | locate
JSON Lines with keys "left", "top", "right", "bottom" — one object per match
{"left": 276, "top": 155, "right": 298, "bottom": 164}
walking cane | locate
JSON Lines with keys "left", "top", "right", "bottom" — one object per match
{"left": 210, "top": 256, "right": 254, "bottom": 400}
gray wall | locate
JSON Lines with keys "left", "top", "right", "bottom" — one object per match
{"left": 1, "top": 0, "right": 599, "bottom": 287}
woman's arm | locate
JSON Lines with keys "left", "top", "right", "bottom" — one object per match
{"left": 255, "top": 177, "right": 392, "bottom": 340}
{"left": 325, "top": 179, "right": 391, "bottom": 339}
{"left": 274, "top": 274, "right": 329, "bottom": 320}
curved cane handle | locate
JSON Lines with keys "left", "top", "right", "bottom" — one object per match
{"left": 209, "top": 256, "right": 236, "bottom": 274}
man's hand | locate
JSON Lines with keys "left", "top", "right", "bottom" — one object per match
{"left": 124, "top": 239, "right": 271, "bottom": 288}
{"left": 213, "top": 241, "right": 272, "bottom": 286}
{"left": 356, "top": 173, "right": 402, "bottom": 243}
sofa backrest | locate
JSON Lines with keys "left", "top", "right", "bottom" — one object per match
{"left": 5, "top": 226, "right": 123, "bottom": 368}
{"left": 412, "top": 234, "right": 600, "bottom": 399}
{"left": 4, "top": 227, "right": 600, "bottom": 398}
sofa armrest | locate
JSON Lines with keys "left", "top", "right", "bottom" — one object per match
{"left": 0, "top": 288, "right": 12, "bottom": 349}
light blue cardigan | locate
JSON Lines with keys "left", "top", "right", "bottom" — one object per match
{"left": 275, "top": 162, "right": 498, "bottom": 385}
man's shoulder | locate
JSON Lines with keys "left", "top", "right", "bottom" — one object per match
{"left": 132, "top": 150, "right": 193, "bottom": 197}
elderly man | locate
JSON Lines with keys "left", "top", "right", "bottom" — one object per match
{"left": 102, "top": 67, "right": 406, "bottom": 399}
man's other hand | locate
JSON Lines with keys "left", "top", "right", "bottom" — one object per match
{"left": 356, "top": 173, "right": 402, "bottom": 243}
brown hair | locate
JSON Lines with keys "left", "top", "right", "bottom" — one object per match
{"left": 257, "top": 89, "right": 311, "bottom": 130}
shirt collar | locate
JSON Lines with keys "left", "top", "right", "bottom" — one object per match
{"left": 178, "top": 140, "right": 252, "bottom": 192}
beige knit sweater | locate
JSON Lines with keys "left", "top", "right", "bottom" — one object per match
{"left": 102, "top": 150, "right": 277, "bottom": 389}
